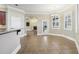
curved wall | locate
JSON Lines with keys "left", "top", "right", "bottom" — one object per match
{"left": 37, "top": 5, "right": 77, "bottom": 39}
{"left": 26, "top": 5, "right": 79, "bottom": 52}
{"left": 49, "top": 5, "right": 76, "bottom": 39}
{"left": 37, "top": 5, "right": 79, "bottom": 52}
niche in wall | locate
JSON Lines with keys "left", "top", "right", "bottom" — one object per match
{"left": 33, "top": 26, "right": 37, "bottom": 30}
{"left": 26, "top": 22, "right": 30, "bottom": 26}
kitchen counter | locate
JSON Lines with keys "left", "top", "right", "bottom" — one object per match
{"left": 0, "top": 28, "right": 21, "bottom": 54}
{"left": 0, "top": 29, "right": 21, "bottom": 35}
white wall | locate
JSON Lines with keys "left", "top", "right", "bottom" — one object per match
{"left": 25, "top": 16, "right": 38, "bottom": 31}
{"left": 75, "top": 4, "right": 79, "bottom": 46}
{"left": 36, "top": 5, "right": 76, "bottom": 38}
{"left": 6, "top": 6, "right": 27, "bottom": 37}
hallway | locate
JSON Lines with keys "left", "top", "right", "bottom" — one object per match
{"left": 18, "top": 31, "right": 78, "bottom": 54}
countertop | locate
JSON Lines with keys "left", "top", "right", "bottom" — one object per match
{"left": 0, "top": 29, "right": 21, "bottom": 35}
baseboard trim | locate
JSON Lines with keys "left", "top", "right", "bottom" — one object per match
{"left": 11, "top": 44, "right": 21, "bottom": 54}
{"left": 18, "top": 34, "right": 27, "bottom": 38}
{"left": 37, "top": 33, "right": 79, "bottom": 53}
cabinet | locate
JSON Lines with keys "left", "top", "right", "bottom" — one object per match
{"left": 0, "top": 11, "right": 6, "bottom": 25}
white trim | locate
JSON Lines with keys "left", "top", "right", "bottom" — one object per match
{"left": 27, "top": 29, "right": 32, "bottom": 31}
{"left": 18, "top": 33, "right": 27, "bottom": 38}
{"left": 75, "top": 5, "right": 78, "bottom": 33}
{"left": 11, "top": 44, "right": 21, "bottom": 54}
{"left": 37, "top": 33, "right": 49, "bottom": 35}
{"left": 74, "top": 40, "right": 79, "bottom": 53}
{"left": 37, "top": 33, "right": 79, "bottom": 53}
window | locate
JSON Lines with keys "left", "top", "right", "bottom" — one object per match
{"left": 51, "top": 15, "right": 60, "bottom": 29}
{"left": 64, "top": 13, "right": 72, "bottom": 31}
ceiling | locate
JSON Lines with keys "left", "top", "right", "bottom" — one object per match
{"left": 8, "top": 4, "right": 74, "bottom": 15}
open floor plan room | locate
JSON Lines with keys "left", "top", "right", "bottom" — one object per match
{"left": 0, "top": 4, "right": 79, "bottom": 54}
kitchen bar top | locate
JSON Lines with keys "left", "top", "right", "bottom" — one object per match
{"left": 0, "top": 29, "right": 21, "bottom": 35}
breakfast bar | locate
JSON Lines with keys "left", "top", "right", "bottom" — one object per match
{"left": 0, "top": 29, "right": 21, "bottom": 54}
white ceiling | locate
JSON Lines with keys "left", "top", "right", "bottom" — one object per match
{"left": 8, "top": 4, "right": 74, "bottom": 15}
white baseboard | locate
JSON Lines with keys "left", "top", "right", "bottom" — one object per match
{"left": 48, "top": 33, "right": 75, "bottom": 41}
{"left": 18, "top": 33, "right": 27, "bottom": 38}
{"left": 11, "top": 44, "right": 21, "bottom": 54}
{"left": 37, "top": 33, "right": 49, "bottom": 35}
{"left": 37, "top": 33, "right": 79, "bottom": 53}
{"left": 74, "top": 40, "right": 79, "bottom": 53}
{"left": 27, "top": 29, "right": 32, "bottom": 31}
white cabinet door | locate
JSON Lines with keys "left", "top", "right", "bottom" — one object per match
{"left": 10, "top": 16, "right": 22, "bottom": 29}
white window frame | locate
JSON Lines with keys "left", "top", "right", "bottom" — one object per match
{"left": 51, "top": 14, "right": 60, "bottom": 29}
{"left": 64, "top": 12, "right": 72, "bottom": 31}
